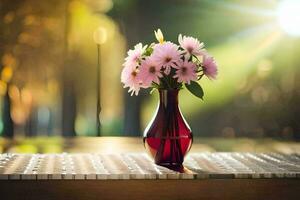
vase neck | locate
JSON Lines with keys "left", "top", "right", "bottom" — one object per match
{"left": 159, "top": 89, "right": 179, "bottom": 108}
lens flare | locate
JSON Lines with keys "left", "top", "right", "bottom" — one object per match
{"left": 277, "top": 0, "right": 300, "bottom": 36}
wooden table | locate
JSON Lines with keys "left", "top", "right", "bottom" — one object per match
{"left": 1, "top": 152, "right": 300, "bottom": 200}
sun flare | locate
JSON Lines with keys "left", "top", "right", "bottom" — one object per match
{"left": 277, "top": 0, "right": 300, "bottom": 36}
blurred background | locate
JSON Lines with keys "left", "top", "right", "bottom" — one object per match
{"left": 0, "top": 0, "right": 300, "bottom": 152}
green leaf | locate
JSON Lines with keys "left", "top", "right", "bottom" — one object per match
{"left": 149, "top": 88, "right": 156, "bottom": 94}
{"left": 144, "top": 47, "right": 153, "bottom": 56}
{"left": 185, "top": 81, "right": 204, "bottom": 100}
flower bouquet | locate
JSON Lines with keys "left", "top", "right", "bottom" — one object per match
{"left": 121, "top": 29, "right": 218, "bottom": 166}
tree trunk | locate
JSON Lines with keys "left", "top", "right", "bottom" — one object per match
{"left": 2, "top": 89, "right": 14, "bottom": 138}
{"left": 61, "top": 0, "right": 76, "bottom": 136}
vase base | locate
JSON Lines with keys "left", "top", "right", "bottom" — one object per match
{"left": 156, "top": 162, "right": 182, "bottom": 166}
{"left": 144, "top": 137, "right": 192, "bottom": 166}
{"left": 156, "top": 163, "right": 184, "bottom": 172}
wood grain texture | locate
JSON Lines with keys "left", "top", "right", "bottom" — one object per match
{"left": 0, "top": 179, "right": 299, "bottom": 200}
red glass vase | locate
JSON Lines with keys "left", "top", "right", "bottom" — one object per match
{"left": 143, "top": 89, "right": 193, "bottom": 167}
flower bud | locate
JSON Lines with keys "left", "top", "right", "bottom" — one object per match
{"left": 154, "top": 29, "right": 164, "bottom": 44}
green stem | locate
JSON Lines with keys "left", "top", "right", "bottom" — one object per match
{"left": 163, "top": 75, "right": 172, "bottom": 89}
{"left": 198, "top": 73, "right": 204, "bottom": 81}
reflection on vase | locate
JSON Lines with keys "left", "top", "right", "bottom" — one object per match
{"left": 143, "top": 89, "right": 193, "bottom": 167}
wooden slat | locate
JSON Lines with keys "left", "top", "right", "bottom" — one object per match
{"left": 1, "top": 152, "right": 300, "bottom": 200}
{"left": 0, "top": 153, "right": 300, "bottom": 180}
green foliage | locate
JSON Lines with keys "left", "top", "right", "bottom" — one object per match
{"left": 144, "top": 47, "right": 153, "bottom": 56}
{"left": 149, "top": 87, "right": 156, "bottom": 94}
{"left": 185, "top": 81, "right": 204, "bottom": 100}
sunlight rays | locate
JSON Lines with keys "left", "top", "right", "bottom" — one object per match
{"left": 142, "top": 1, "right": 288, "bottom": 123}
{"left": 214, "top": 1, "right": 276, "bottom": 17}
{"left": 182, "top": 32, "right": 283, "bottom": 116}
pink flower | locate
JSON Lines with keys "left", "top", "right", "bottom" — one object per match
{"left": 138, "top": 57, "right": 162, "bottom": 87}
{"left": 124, "top": 43, "right": 147, "bottom": 68}
{"left": 178, "top": 34, "right": 205, "bottom": 56}
{"left": 173, "top": 60, "right": 197, "bottom": 84}
{"left": 152, "top": 42, "right": 181, "bottom": 75}
{"left": 202, "top": 55, "right": 218, "bottom": 80}
{"left": 121, "top": 65, "right": 142, "bottom": 96}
